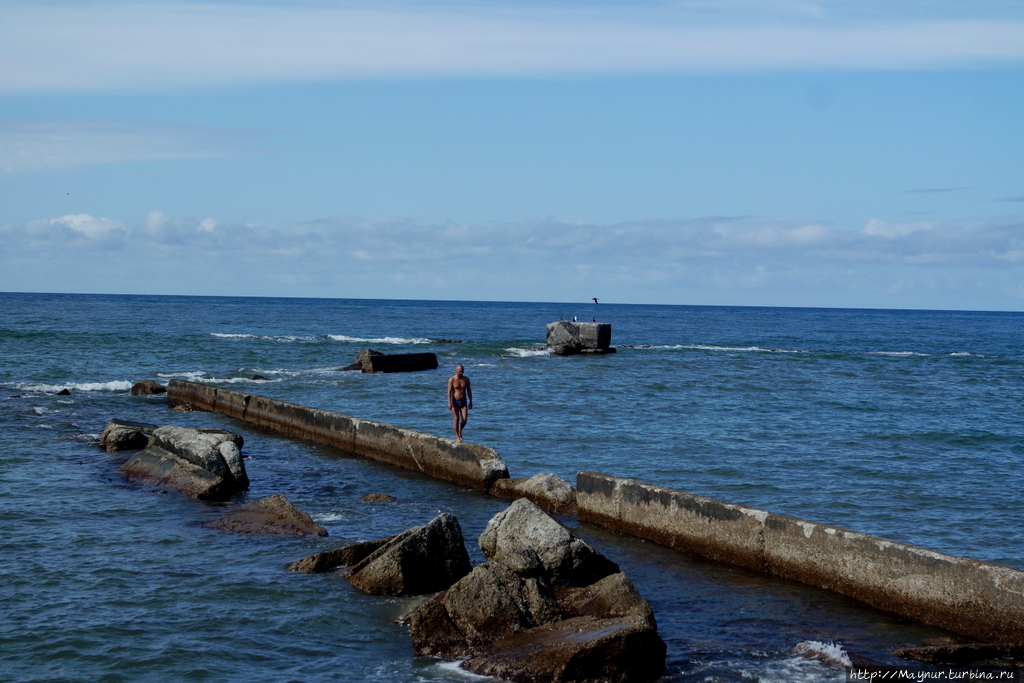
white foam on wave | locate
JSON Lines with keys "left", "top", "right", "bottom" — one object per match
{"left": 211, "top": 333, "right": 318, "bottom": 343}
{"left": 503, "top": 347, "right": 552, "bottom": 358}
{"left": 793, "top": 640, "right": 852, "bottom": 668}
{"left": 19, "top": 380, "right": 134, "bottom": 393}
{"left": 329, "top": 334, "right": 431, "bottom": 345}
{"left": 312, "top": 511, "right": 356, "bottom": 523}
{"left": 426, "top": 659, "right": 493, "bottom": 681}
{"left": 689, "top": 344, "right": 808, "bottom": 353}
{"left": 868, "top": 351, "right": 931, "bottom": 357}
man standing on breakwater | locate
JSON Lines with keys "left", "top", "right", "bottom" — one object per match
{"left": 447, "top": 364, "right": 472, "bottom": 442}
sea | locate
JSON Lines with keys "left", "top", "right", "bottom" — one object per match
{"left": 1, "top": 292, "right": 1022, "bottom": 683}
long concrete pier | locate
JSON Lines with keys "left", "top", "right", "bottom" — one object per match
{"left": 166, "top": 380, "right": 1024, "bottom": 644}
{"left": 166, "top": 380, "right": 508, "bottom": 490}
{"left": 576, "top": 471, "right": 1024, "bottom": 644}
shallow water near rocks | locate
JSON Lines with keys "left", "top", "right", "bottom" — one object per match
{"left": 2, "top": 293, "right": 1022, "bottom": 681}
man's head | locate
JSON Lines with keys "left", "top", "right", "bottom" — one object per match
{"left": 455, "top": 364, "right": 464, "bottom": 375}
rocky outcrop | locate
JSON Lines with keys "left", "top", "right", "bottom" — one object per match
{"left": 359, "top": 493, "right": 396, "bottom": 503}
{"left": 409, "top": 553, "right": 563, "bottom": 657}
{"left": 346, "top": 513, "right": 472, "bottom": 595}
{"left": 556, "top": 572, "right": 657, "bottom": 629}
{"left": 287, "top": 536, "right": 397, "bottom": 573}
{"left": 479, "top": 498, "right": 619, "bottom": 589}
{"left": 130, "top": 379, "right": 167, "bottom": 395}
{"left": 461, "top": 615, "right": 666, "bottom": 683}
{"left": 490, "top": 473, "right": 577, "bottom": 516}
{"left": 100, "top": 419, "right": 157, "bottom": 452}
{"left": 206, "top": 494, "right": 328, "bottom": 536}
{"left": 118, "top": 424, "right": 248, "bottom": 500}
{"left": 545, "top": 321, "right": 614, "bottom": 356}
{"left": 339, "top": 349, "right": 439, "bottom": 373}
{"left": 895, "top": 643, "right": 1024, "bottom": 665}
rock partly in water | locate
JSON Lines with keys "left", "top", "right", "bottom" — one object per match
{"left": 56, "top": 388, "right": 71, "bottom": 396}
{"left": 409, "top": 555, "right": 563, "bottom": 658}
{"left": 287, "top": 536, "right": 398, "bottom": 573}
{"left": 100, "top": 419, "right": 157, "bottom": 452}
{"left": 479, "top": 498, "right": 619, "bottom": 588}
{"left": 894, "top": 643, "right": 1024, "bottom": 665}
{"left": 249, "top": 374, "right": 268, "bottom": 381}
{"left": 490, "top": 473, "right": 577, "bottom": 516}
{"left": 362, "top": 352, "right": 439, "bottom": 374}
{"left": 130, "top": 379, "right": 167, "bottom": 395}
{"left": 150, "top": 425, "right": 248, "bottom": 490}
{"left": 346, "top": 512, "right": 471, "bottom": 595}
{"left": 556, "top": 572, "right": 657, "bottom": 629}
{"left": 460, "top": 615, "right": 666, "bottom": 683}
{"left": 206, "top": 494, "right": 328, "bottom": 536}
{"left": 359, "top": 493, "right": 397, "bottom": 503}
{"left": 120, "top": 446, "right": 233, "bottom": 499}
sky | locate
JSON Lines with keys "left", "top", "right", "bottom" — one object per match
{"left": 1, "top": 0, "right": 1023, "bottom": 310}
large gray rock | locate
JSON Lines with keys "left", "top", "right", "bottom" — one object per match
{"left": 480, "top": 499, "right": 619, "bottom": 588}
{"left": 287, "top": 536, "right": 398, "bottom": 573}
{"left": 409, "top": 556, "right": 563, "bottom": 658}
{"left": 151, "top": 425, "right": 248, "bottom": 490}
{"left": 205, "top": 494, "right": 328, "bottom": 537}
{"left": 100, "top": 419, "right": 157, "bottom": 452}
{"left": 346, "top": 513, "right": 471, "bottom": 595}
{"left": 490, "top": 473, "right": 577, "bottom": 516}
{"left": 556, "top": 572, "right": 657, "bottom": 630}
{"left": 460, "top": 615, "right": 666, "bottom": 683}
{"left": 119, "top": 446, "right": 232, "bottom": 500}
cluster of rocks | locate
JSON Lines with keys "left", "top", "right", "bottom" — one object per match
{"left": 289, "top": 498, "right": 666, "bottom": 683}
{"left": 102, "top": 419, "right": 249, "bottom": 501}
{"left": 546, "top": 321, "right": 616, "bottom": 356}
{"left": 340, "top": 349, "right": 439, "bottom": 373}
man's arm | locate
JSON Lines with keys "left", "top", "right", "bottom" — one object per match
{"left": 466, "top": 378, "right": 473, "bottom": 409}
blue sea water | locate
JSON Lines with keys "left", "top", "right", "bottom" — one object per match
{"left": 2, "top": 292, "right": 1022, "bottom": 682}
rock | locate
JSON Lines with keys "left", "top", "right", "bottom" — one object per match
{"left": 151, "top": 425, "right": 248, "bottom": 489}
{"left": 361, "top": 352, "right": 439, "bottom": 374}
{"left": 460, "top": 615, "right": 666, "bottom": 683}
{"left": 56, "top": 388, "right": 71, "bottom": 396}
{"left": 894, "top": 643, "right": 1024, "bottom": 665}
{"left": 339, "top": 363, "right": 362, "bottom": 371}
{"left": 100, "top": 419, "right": 157, "bottom": 452}
{"left": 205, "top": 494, "right": 328, "bottom": 536}
{"left": 346, "top": 512, "right": 471, "bottom": 595}
{"left": 490, "top": 473, "right": 577, "bottom": 516}
{"left": 556, "top": 572, "right": 656, "bottom": 629}
{"left": 431, "top": 339, "right": 463, "bottom": 344}
{"left": 249, "top": 374, "right": 268, "bottom": 381}
{"left": 120, "top": 446, "right": 234, "bottom": 500}
{"left": 287, "top": 536, "right": 398, "bottom": 573}
{"left": 360, "top": 493, "right": 397, "bottom": 503}
{"left": 130, "top": 379, "right": 167, "bottom": 395}
{"left": 480, "top": 499, "right": 619, "bottom": 588}
{"left": 409, "top": 558, "right": 563, "bottom": 658}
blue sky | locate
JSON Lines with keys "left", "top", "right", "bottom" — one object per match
{"left": 1, "top": 1, "right": 1023, "bottom": 310}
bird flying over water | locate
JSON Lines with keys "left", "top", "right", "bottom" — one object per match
{"left": 592, "top": 297, "right": 599, "bottom": 304}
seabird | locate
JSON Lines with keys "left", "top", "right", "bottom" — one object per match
{"left": 592, "top": 317, "right": 596, "bottom": 322}
{"left": 572, "top": 316, "right": 578, "bottom": 322}
{"left": 592, "top": 297, "right": 599, "bottom": 304}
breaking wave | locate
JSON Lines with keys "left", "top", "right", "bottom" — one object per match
{"left": 16, "top": 380, "right": 134, "bottom": 393}
{"left": 328, "top": 335, "right": 431, "bottom": 345}
{"left": 502, "top": 347, "right": 552, "bottom": 358}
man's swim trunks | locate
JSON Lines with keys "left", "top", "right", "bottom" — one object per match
{"left": 452, "top": 397, "right": 468, "bottom": 409}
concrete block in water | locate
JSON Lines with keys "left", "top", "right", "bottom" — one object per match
{"left": 362, "top": 352, "right": 438, "bottom": 373}
{"left": 576, "top": 470, "right": 1024, "bottom": 644}
{"left": 545, "top": 321, "right": 613, "bottom": 356}
{"left": 167, "top": 380, "right": 509, "bottom": 490}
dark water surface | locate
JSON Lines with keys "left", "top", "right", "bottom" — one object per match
{"left": 2, "top": 293, "right": 1022, "bottom": 682}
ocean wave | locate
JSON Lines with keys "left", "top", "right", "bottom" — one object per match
{"left": 157, "top": 371, "right": 284, "bottom": 384}
{"left": 211, "top": 333, "right": 319, "bottom": 343}
{"left": 792, "top": 640, "right": 851, "bottom": 668}
{"left": 18, "top": 380, "right": 134, "bottom": 393}
{"left": 328, "top": 334, "right": 431, "bottom": 345}
{"left": 621, "top": 344, "right": 808, "bottom": 353}
{"left": 502, "top": 347, "right": 552, "bottom": 358}
{"left": 428, "top": 659, "right": 494, "bottom": 681}
{"left": 867, "top": 351, "right": 931, "bottom": 357}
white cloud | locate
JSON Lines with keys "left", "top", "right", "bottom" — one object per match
{"left": 0, "top": 120, "right": 259, "bottom": 172}
{"left": 1, "top": 2, "right": 1023, "bottom": 93}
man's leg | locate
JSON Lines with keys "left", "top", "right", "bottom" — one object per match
{"left": 452, "top": 407, "right": 462, "bottom": 441}
{"left": 460, "top": 406, "right": 469, "bottom": 439}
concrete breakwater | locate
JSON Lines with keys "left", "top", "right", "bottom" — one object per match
{"left": 166, "top": 379, "right": 1024, "bottom": 645}
{"left": 577, "top": 471, "right": 1024, "bottom": 644}
{"left": 166, "top": 380, "right": 508, "bottom": 490}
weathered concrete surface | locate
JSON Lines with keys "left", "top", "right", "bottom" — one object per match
{"left": 100, "top": 419, "right": 156, "bottom": 452}
{"left": 167, "top": 380, "right": 508, "bottom": 490}
{"left": 545, "top": 321, "right": 613, "bottom": 356}
{"left": 206, "top": 494, "right": 328, "bottom": 537}
{"left": 490, "top": 473, "right": 577, "bottom": 516}
{"left": 346, "top": 513, "right": 472, "bottom": 595}
{"left": 576, "top": 471, "right": 766, "bottom": 572}
{"left": 287, "top": 536, "right": 397, "bottom": 573}
{"left": 577, "top": 471, "right": 1024, "bottom": 644}
{"left": 460, "top": 615, "right": 666, "bottom": 683}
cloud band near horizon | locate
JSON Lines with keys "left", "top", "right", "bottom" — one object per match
{"left": 2, "top": 3, "right": 1024, "bottom": 93}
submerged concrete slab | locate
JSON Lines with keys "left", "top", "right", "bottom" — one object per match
{"left": 167, "top": 380, "right": 508, "bottom": 490}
